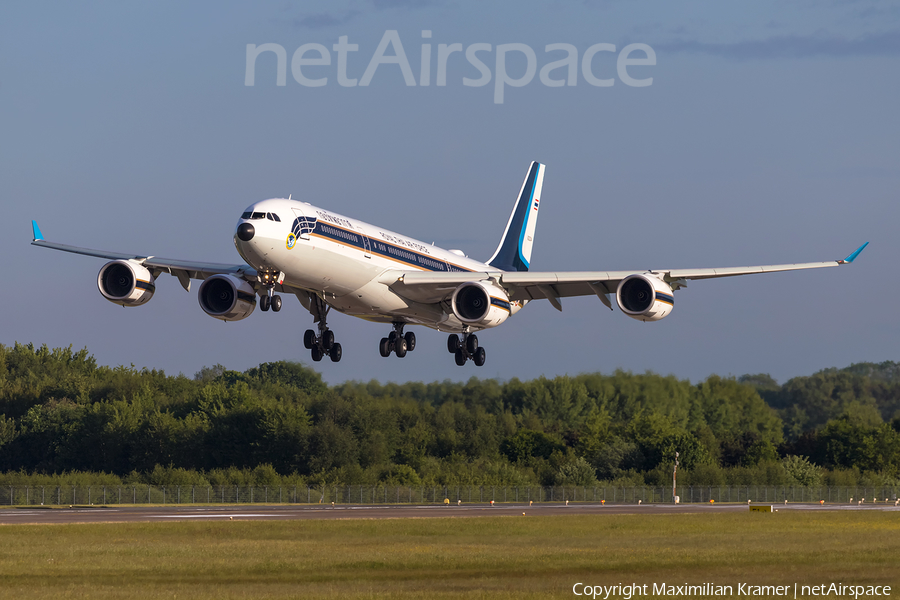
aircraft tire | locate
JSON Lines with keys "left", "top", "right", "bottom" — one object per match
{"left": 473, "top": 347, "right": 486, "bottom": 367}
{"left": 395, "top": 338, "right": 408, "bottom": 358}
{"left": 404, "top": 331, "right": 416, "bottom": 352}
{"left": 466, "top": 334, "right": 478, "bottom": 354}
{"left": 271, "top": 295, "right": 282, "bottom": 312}
{"left": 260, "top": 295, "right": 270, "bottom": 311}
{"left": 311, "top": 346, "right": 323, "bottom": 362}
{"left": 454, "top": 349, "right": 467, "bottom": 366}
{"left": 379, "top": 338, "right": 391, "bottom": 357}
{"left": 330, "top": 343, "right": 342, "bottom": 363}
{"left": 447, "top": 335, "right": 459, "bottom": 353}
{"left": 303, "top": 330, "right": 316, "bottom": 349}
{"left": 322, "top": 330, "right": 335, "bottom": 351}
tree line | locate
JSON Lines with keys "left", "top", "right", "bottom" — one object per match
{"left": 0, "top": 343, "right": 898, "bottom": 488}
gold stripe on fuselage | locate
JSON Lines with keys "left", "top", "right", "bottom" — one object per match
{"left": 308, "top": 223, "right": 474, "bottom": 273}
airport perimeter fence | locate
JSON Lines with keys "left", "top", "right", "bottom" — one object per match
{"left": 1, "top": 485, "right": 898, "bottom": 507}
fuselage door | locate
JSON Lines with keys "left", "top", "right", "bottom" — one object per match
{"left": 356, "top": 223, "right": 372, "bottom": 258}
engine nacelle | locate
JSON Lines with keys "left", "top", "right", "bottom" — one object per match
{"left": 198, "top": 274, "right": 256, "bottom": 321}
{"left": 616, "top": 273, "right": 675, "bottom": 322}
{"left": 97, "top": 260, "right": 155, "bottom": 307}
{"left": 450, "top": 281, "right": 511, "bottom": 328}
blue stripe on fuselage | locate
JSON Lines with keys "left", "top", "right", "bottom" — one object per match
{"left": 305, "top": 220, "right": 475, "bottom": 273}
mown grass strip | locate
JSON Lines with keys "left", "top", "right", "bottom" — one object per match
{"left": 0, "top": 512, "right": 897, "bottom": 599}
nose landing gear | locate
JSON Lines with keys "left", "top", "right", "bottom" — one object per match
{"left": 379, "top": 323, "right": 416, "bottom": 358}
{"left": 258, "top": 271, "right": 285, "bottom": 312}
{"left": 260, "top": 293, "right": 282, "bottom": 312}
{"left": 447, "top": 332, "right": 486, "bottom": 366}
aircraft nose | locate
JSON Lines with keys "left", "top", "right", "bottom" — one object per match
{"left": 236, "top": 223, "right": 255, "bottom": 242}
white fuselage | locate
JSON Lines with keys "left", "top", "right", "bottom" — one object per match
{"left": 233, "top": 198, "right": 519, "bottom": 332}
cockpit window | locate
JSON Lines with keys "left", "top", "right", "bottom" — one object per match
{"left": 271, "top": 213, "right": 281, "bottom": 222}
{"left": 241, "top": 211, "right": 252, "bottom": 219}
{"left": 266, "top": 213, "right": 274, "bottom": 221}
{"left": 251, "top": 212, "right": 265, "bottom": 220}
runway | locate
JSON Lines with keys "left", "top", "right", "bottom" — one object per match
{"left": 1, "top": 501, "right": 897, "bottom": 525}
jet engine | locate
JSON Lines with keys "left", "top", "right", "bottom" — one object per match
{"left": 616, "top": 274, "right": 675, "bottom": 322}
{"left": 97, "top": 260, "right": 155, "bottom": 307}
{"left": 198, "top": 274, "right": 257, "bottom": 321}
{"left": 450, "top": 281, "right": 511, "bottom": 328}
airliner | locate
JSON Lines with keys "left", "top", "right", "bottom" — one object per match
{"left": 31, "top": 162, "right": 867, "bottom": 366}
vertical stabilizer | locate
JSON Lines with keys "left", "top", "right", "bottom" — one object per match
{"left": 487, "top": 162, "right": 544, "bottom": 272}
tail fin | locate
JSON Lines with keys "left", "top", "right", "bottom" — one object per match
{"left": 487, "top": 162, "right": 544, "bottom": 272}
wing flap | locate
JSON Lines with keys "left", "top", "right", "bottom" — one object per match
{"left": 666, "top": 261, "right": 840, "bottom": 281}
{"left": 391, "top": 244, "right": 866, "bottom": 307}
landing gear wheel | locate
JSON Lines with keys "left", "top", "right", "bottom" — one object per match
{"left": 303, "top": 330, "right": 316, "bottom": 350}
{"left": 260, "top": 295, "right": 270, "bottom": 311}
{"left": 322, "top": 330, "right": 335, "bottom": 351}
{"left": 271, "top": 295, "right": 282, "bottom": 312}
{"left": 448, "top": 335, "right": 460, "bottom": 353}
{"left": 395, "top": 338, "right": 408, "bottom": 358}
{"left": 466, "top": 334, "right": 478, "bottom": 355}
{"left": 311, "top": 346, "right": 323, "bottom": 362}
{"left": 329, "top": 343, "right": 342, "bottom": 363}
{"left": 379, "top": 337, "right": 391, "bottom": 357}
{"left": 455, "top": 349, "right": 467, "bottom": 366}
{"left": 404, "top": 331, "right": 416, "bottom": 352}
{"left": 473, "top": 347, "right": 486, "bottom": 367}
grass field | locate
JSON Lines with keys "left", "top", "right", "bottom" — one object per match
{"left": 0, "top": 511, "right": 897, "bottom": 599}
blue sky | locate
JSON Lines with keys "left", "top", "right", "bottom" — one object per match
{"left": 2, "top": 0, "right": 897, "bottom": 385}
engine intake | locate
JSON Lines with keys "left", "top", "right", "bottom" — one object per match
{"left": 616, "top": 274, "right": 675, "bottom": 322}
{"left": 450, "top": 281, "right": 511, "bottom": 328}
{"left": 97, "top": 260, "right": 155, "bottom": 306}
{"left": 198, "top": 275, "right": 257, "bottom": 321}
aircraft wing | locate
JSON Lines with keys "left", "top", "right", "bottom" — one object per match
{"left": 31, "top": 221, "right": 256, "bottom": 291}
{"left": 388, "top": 242, "right": 869, "bottom": 311}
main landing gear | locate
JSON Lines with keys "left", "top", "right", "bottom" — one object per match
{"left": 303, "top": 295, "right": 341, "bottom": 363}
{"left": 448, "top": 332, "right": 486, "bottom": 367}
{"left": 379, "top": 323, "right": 416, "bottom": 358}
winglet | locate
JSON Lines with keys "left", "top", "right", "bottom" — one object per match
{"left": 32, "top": 220, "right": 44, "bottom": 241}
{"left": 839, "top": 242, "right": 869, "bottom": 264}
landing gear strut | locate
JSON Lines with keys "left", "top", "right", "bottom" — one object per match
{"left": 302, "top": 294, "right": 341, "bottom": 363}
{"left": 379, "top": 323, "right": 416, "bottom": 358}
{"left": 448, "top": 332, "right": 486, "bottom": 366}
